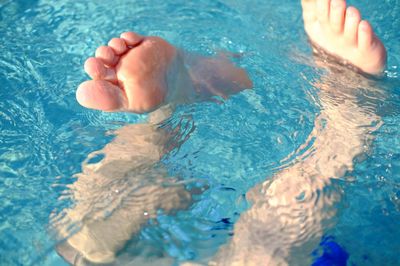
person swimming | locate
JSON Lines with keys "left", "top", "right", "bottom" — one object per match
{"left": 54, "top": 0, "right": 387, "bottom": 264}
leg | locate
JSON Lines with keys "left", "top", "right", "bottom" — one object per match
{"left": 211, "top": 1, "right": 387, "bottom": 264}
{"left": 52, "top": 123, "right": 193, "bottom": 264}
{"left": 212, "top": 76, "right": 382, "bottom": 265}
{"left": 53, "top": 33, "right": 253, "bottom": 264}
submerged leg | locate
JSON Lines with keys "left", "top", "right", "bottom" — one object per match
{"left": 54, "top": 32, "right": 252, "bottom": 264}
{"left": 212, "top": 76, "right": 382, "bottom": 265}
{"left": 52, "top": 124, "right": 193, "bottom": 264}
{"left": 211, "top": 1, "right": 387, "bottom": 265}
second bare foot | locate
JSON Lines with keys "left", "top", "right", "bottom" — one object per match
{"left": 301, "top": 0, "right": 387, "bottom": 75}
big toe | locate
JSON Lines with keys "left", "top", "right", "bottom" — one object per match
{"left": 76, "top": 80, "right": 127, "bottom": 111}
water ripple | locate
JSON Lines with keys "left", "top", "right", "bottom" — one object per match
{"left": 0, "top": 0, "right": 399, "bottom": 265}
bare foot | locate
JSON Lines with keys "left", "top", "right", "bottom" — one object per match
{"left": 301, "top": 0, "right": 387, "bottom": 75}
{"left": 77, "top": 32, "right": 189, "bottom": 113}
{"left": 77, "top": 32, "right": 252, "bottom": 114}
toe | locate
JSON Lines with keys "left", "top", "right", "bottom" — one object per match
{"left": 301, "top": 0, "right": 317, "bottom": 24}
{"left": 120, "top": 32, "right": 144, "bottom": 46}
{"left": 84, "top": 57, "right": 107, "bottom": 79}
{"left": 95, "top": 46, "right": 118, "bottom": 66}
{"left": 358, "top": 20, "right": 374, "bottom": 51}
{"left": 76, "top": 80, "right": 127, "bottom": 111}
{"left": 344, "top": 6, "right": 361, "bottom": 45}
{"left": 317, "top": 0, "right": 331, "bottom": 24}
{"left": 84, "top": 57, "right": 117, "bottom": 82}
{"left": 108, "top": 38, "right": 128, "bottom": 55}
{"left": 329, "top": 0, "right": 346, "bottom": 34}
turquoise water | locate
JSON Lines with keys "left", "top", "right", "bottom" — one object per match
{"left": 0, "top": 0, "right": 399, "bottom": 265}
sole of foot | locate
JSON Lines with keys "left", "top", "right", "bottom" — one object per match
{"left": 77, "top": 32, "right": 179, "bottom": 113}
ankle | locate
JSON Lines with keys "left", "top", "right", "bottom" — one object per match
{"left": 165, "top": 50, "right": 197, "bottom": 105}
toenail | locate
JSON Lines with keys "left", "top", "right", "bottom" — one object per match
{"left": 360, "top": 21, "right": 369, "bottom": 31}
{"left": 331, "top": 0, "right": 343, "bottom": 7}
{"left": 346, "top": 7, "right": 357, "bottom": 17}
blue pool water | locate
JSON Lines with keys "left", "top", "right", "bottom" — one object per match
{"left": 0, "top": 0, "right": 399, "bottom": 265}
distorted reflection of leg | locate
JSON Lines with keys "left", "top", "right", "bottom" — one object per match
{"left": 52, "top": 122, "right": 192, "bottom": 264}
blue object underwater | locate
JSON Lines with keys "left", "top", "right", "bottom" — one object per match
{"left": 312, "top": 236, "right": 349, "bottom": 266}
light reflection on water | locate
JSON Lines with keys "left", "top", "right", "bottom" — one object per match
{"left": 0, "top": 0, "right": 399, "bottom": 265}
